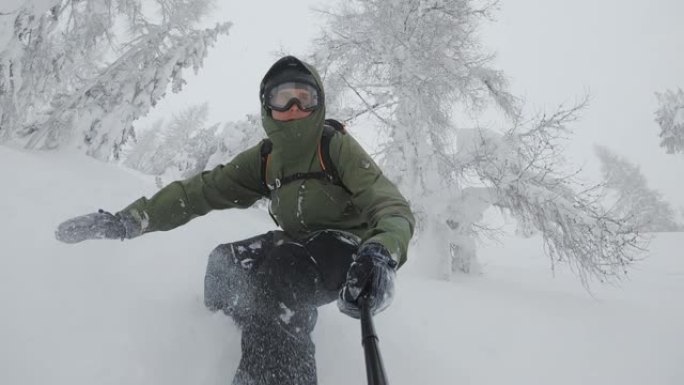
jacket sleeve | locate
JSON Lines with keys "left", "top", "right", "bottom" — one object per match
{"left": 331, "top": 133, "right": 415, "bottom": 266}
{"left": 117, "top": 143, "right": 267, "bottom": 235}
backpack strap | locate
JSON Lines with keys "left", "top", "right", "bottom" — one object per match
{"left": 259, "top": 139, "right": 273, "bottom": 194}
{"left": 320, "top": 121, "right": 352, "bottom": 195}
{"left": 324, "top": 118, "right": 346, "bottom": 134}
{"left": 259, "top": 139, "right": 281, "bottom": 226}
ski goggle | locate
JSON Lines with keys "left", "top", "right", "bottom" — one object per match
{"left": 266, "top": 82, "right": 321, "bottom": 112}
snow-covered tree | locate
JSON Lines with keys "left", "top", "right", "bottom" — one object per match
{"left": 312, "top": 0, "right": 642, "bottom": 283}
{"left": 454, "top": 105, "right": 643, "bottom": 283}
{"left": 124, "top": 109, "right": 265, "bottom": 185}
{"left": 124, "top": 103, "right": 221, "bottom": 179}
{"left": 654, "top": 88, "right": 684, "bottom": 154}
{"left": 204, "top": 114, "right": 264, "bottom": 169}
{"left": 0, "top": 0, "right": 230, "bottom": 160}
{"left": 124, "top": 119, "right": 164, "bottom": 172}
{"left": 595, "top": 145, "right": 681, "bottom": 232}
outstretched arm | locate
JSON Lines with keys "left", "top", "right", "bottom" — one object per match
{"left": 56, "top": 144, "right": 267, "bottom": 243}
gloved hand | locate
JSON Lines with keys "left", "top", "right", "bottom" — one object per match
{"left": 55, "top": 209, "right": 136, "bottom": 244}
{"left": 338, "top": 242, "right": 398, "bottom": 319}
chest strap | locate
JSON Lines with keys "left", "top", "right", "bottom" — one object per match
{"left": 274, "top": 171, "right": 334, "bottom": 189}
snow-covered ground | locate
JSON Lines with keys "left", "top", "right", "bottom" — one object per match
{"left": 1, "top": 145, "right": 682, "bottom": 385}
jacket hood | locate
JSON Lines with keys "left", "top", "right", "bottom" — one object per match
{"left": 260, "top": 56, "right": 326, "bottom": 164}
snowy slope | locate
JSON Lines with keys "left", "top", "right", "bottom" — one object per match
{"left": 1, "top": 146, "right": 683, "bottom": 385}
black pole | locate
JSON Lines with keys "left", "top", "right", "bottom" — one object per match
{"left": 359, "top": 296, "right": 389, "bottom": 385}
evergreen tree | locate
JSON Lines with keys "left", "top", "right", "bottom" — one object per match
{"left": 654, "top": 88, "right": 684, "bottom": 154}
{"left": 123, "top": 119, "right": 164, "bottom": 173}
{"left": 204, "top": 114, "right": 263, "bottom": 169}
{"left": 124, "top": 102, "right": 222, "bottom": 180}
{"left": 595, "top": 145, "right": 681, "bottom": 232}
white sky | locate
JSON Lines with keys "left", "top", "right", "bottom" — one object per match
{"left": 143, "top": 0, "right": 684, "bottom": 207}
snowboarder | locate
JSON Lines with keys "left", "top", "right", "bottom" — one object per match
{"left": 55, "top": 55, "right": 415, "bottom": 385}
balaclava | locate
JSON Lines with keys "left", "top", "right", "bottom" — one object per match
{"left": 259, "top": 56, "right": 326, "bottom": 166}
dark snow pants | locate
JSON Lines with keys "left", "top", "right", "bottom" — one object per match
{"left": 204, "top": 230, "right": 359, "bottom": 385}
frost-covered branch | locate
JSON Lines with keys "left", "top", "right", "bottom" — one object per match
{"left": 459, "top": 102, "right": 643, "bottom": 284}
{"left": 24, "top": 22, "right": 230, "bottom": 159}
{"left": 0, "top": 0, "right": 229, "bottom": 160}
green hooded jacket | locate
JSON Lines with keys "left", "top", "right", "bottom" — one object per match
{"left": 119, "top": 57, "right": 415, "bottom": 265}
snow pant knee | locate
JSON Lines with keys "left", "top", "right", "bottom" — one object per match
{"left": 203, "top": 232, "right": 274, "bottom": 313}
{"left": 253, "top": 243, "right": 319, "bottom": 329}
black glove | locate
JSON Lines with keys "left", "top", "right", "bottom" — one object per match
{"left": 338, "top": 242, "right": 398, "bottom": 318}
{"left": 55, "top": 209, "right": 131, "bottom": 244}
